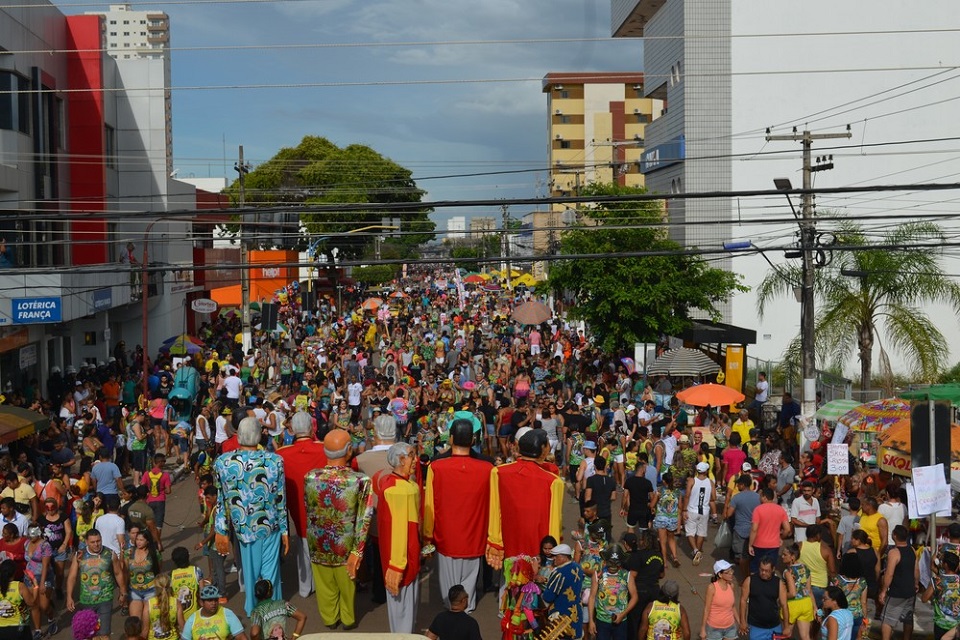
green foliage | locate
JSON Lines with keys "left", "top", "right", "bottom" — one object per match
{"left": 940, "top": 362, "right": 960, "bottom": 384}
{"left": 448, "top": 235, "right": 501, "bottom": 270}
{"left": 351, "top": 264, "right": 399, "bottom": 286}
{"left": 757, "top": 219, "right": 960, "bottom": 390}
{"left": 226, "top": 136, "right": 435, "bottom": 255}
{"left": 546, "top": 183, "right": 746, "bottom": 352}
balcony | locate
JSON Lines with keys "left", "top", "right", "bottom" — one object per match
{"left": 612, "top": 0, "right": 666, "bottom": 37}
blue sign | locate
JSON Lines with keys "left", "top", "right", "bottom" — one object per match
{"left": 93, "top": 288, "right": 112, "bottom": 312}
{"left": 12, "top": 297, "right": 61, "bottom": 324}
{"left": 640, "top": 135, "right": 685, "bottom": 174}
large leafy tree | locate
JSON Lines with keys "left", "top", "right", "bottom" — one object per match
{"left": 547, "top": 183, "right": 745, "bottom": 352}
{"left": 226, "top": 136, "right": 435, "bottom": 256}
{"left": 756, "top": 220, "right": 960, "bottom": 390}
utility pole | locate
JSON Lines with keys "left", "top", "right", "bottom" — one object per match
{"left": 234, "top": 146, "right": 252, "bottom": 353}
{"left": 766, "top": 127, "right": 850, "bottom": 431}
{"left": 501, "top": 203, "right": 511, "bottom": 289}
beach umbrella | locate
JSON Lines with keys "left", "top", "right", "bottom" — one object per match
{"left": 161, "top": 334, "right": 204, "bottom": 347}
{"left": 676, "top": 383, "right": 745, "bottom": 407}
{"left": 464, "top": 275, "right": 485, "bottom": 284}
{"left": 483, "top": 283, "right": 502, "bottom": 292}
{"left": 814, "top": 398, "right": 862, "bottom": 422}
{"left": 361, "top": 297, "right": 384, "bottom": 311}
{"left": 511, "top": 300, "right": 552, "bottom": 325}
{"left": 0, "top": 407, "right": 49, "bottom": 444}
{"left": 159, "top": 335, "right": 204, "bottom": 356}
{"left": 836, "top": 397, "right": 910, "bottom": 433}
{"left": 646, "top": 348, "right": 720, "bottom": 378}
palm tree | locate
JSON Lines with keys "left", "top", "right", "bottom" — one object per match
{"left": 756, "top": 221, "right": 960, "bottom": 391}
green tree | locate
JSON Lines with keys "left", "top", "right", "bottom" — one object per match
{"left": 226, "top": 136, "right": 435, "bottom": 255}
{"left": 351, "top": 264, "right": 399, "bottom": 286}
{"left": 756, "top": 220, "right": 960, "bottom": 390}
{"left": 546, "top": 183, "right": 745, "bottom": 352}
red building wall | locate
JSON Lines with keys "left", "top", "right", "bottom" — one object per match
{"left": 65, "top": 15, "right": 107, "bottom": 265}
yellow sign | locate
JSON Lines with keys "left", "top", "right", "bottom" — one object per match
{"left": 724, "top": 345, "right": 744, "bottom": 411}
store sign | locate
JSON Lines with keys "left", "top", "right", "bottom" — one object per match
{"left": 12, "top": 297, "right": 61, "bottom": 324}
{"left": 640, "top": 136, "right": 685, "bottom": 174}
{"left": 191, "top": 298, "right": 218, "bottom": 314}
{"left": 879, "top": 448, "right": 913, "bottom": 474}
{"left": 93, "top": 288, "right": 112, "bottom": 312}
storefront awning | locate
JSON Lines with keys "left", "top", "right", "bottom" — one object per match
{"left": 0, "top": 406, "right": 49, "bottom": 444}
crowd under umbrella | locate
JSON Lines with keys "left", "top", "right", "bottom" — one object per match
{"left": 646, "top": 347, "right": 721, "bottom": 378}
{"left": 676, "top": 382, "right": 745, "bottom": 407}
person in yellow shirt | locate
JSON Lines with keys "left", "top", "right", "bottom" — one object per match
{"left": 731, "top": 410, "right": 754, "bottom": 446}
{"left": 858, "top": 497, "right": 888, "bottom": 556}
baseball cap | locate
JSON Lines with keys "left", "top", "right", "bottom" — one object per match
{"left": 678, "top": 434, "right": 690, "bottom": 443}
{"left": 626, "top": 404, "right": 636, "bottom": 412}
{"left": 514, "top": 426, "right": 532, "bottom": 443}
{"left": 583, "top": 441, "right": 597, "bottom": 450}
{"left": 662, "top": 580, "right": 680, "bottom": 598}
{"left": 594, "top": 395, "right": 605, "bottom": 405}
{"left": 714, "top": 559, "right": 734, "bottom": 574}
{"left": 550, "top": 544, "right": 573, "bottom": 557}
{"left": 199, "top": 585, "right": 222, "bottom": 600}
{"left": 696, "top": 461, "right": 710, "bottom": 473}
{"left": 741, "top": 462, "right": 752, "bottom": 471}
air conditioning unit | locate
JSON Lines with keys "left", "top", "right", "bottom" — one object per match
{"left": 555, "top": 109, "right": 562, "bottom": 115}
{"left": 633, "top": 84, "right": 643, "bottom": 90}
{"left": 634, "top": 108, "right": 641, "bottom": 114}
{"left": 555, "top": 134, "right": 563, "bottom": 140}
{"left": 634, "top": 134, "right": 644, "bottom": 143}
{"left": 554, "top": 84, "right": 564, "bottom": 91}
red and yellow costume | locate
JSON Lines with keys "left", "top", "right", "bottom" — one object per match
{"left": 374, "top": 472, "right": 420, "bottom": 586}
{"left": 423, "top": 455, "right": 491, "bottom": 557}
{"left": 487, "top": 459, "right": 564, "bottom": 558}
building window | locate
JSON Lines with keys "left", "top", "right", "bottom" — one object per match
{"left": 0, "top": 72, "right": 30, "bottom": 134}
{"left": 559, "top": 141, "right": 572, "bottom": 149}
{"left": 123, "top": 19, "right": 129, "bottom": 24}
{"left": 109, "top": 19, "right": 116, "bottom": 24}
{"left": 109, "top": 31, "right": 117, "bottom": 36}
{"left": 105, "top": 125, "right": 117, "bottom": 169}
{"left": 559, "top": 115, "right": 571, "bottom": 124}
{"left": 636, "top": 113, "right": 649, "bottom": 124}
{"left": 140, "top": 19, "right": 146, "bottom": 23}
{"left": 559, "top": 90, "right": 569, "bottom": 99}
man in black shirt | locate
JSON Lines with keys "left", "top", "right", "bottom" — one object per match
{"left": 426, "top": 584, "right": 482, "bottom": 640}
{"left": 626, "top": 529, "right": 664, "bottom": 640}
{"left": 621, "top": 452, "right": 655, "bottom": 531}
{"left": 584, "top": 455, "right": 617, "bottom": 520}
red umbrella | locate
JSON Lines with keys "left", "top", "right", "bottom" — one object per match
{"left": 510, "top": 300, "right": 551, "bottom": 325}
{"left": 464, "top": 274, "right": 485, "bottom": 284}
{"left": 676, "top": 383, "right": 745, "bottom": 407}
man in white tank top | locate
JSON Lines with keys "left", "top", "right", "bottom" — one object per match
{"left": 681, "top": 461, "right": 716, "bottom": 567}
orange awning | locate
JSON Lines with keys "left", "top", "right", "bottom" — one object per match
{"left": 210, "top": 285, "right": 242, "bottom": 307}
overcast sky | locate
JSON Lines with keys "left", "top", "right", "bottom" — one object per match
{"left": 57, "top": 0, "right": 960, "bottom": 377}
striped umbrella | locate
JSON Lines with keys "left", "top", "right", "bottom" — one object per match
{"left": 646, "top": 348, "right": 720, "bottom": 378}
{"left": 813, "top": 398, "right": 862, "bottom": 422}
{"left": 0, "top": 407, "right": 49, "bottom": 444}
{"left": 836, "top": 397, "right": 910, "bottom": 432}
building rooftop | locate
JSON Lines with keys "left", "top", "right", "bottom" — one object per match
{"left": 542, "top": 72, "right": 645, "bottom": 92}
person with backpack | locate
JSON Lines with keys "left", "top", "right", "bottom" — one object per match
{"left": 141, "top": 455, "right": 171, "bottom": 544}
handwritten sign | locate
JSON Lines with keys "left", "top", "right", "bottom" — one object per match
{"left": 827, "top": 443, "right": 849, "bottom": 475}
{"left": 912, "top": 464, "right": 952, "bottom": 516}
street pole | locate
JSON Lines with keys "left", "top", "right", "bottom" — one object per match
{"left": 766, "top": 128, "right": 851, "bottom": 431}
{"left": 235, "top": 147, "right": 251, "bottom": 354}
{"left": 501, "top": 203, "right": 511, "bottom": 289}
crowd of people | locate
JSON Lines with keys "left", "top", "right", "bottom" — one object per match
{"left": 0, "top": 269, "right": 951, "bottom": 640}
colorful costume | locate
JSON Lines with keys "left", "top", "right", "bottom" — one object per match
{"left": 488, "top": 459, "right": 564, "bottom": 559}
{"left": 303, "top": 465, "right": 373, "bottom": 628}
{"left": 373, "top": 471, "right": 421, "bottom": 633}
{"left": 276, "top": 438, "right": 328, "bottom": 598}
{"left": 214, "top": 448, "right": 287, "bottom": 615}
{"left": 424, "top": 453, "right": 492, "bottom": 612}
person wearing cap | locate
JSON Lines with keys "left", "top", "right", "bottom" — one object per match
{"left": 486, "top": 429, "right": 564, "bottom": 570}
{"left": 542, "top": 542, "right": 585, "bottom": 638}
{"left": 213, "top": 417, "right": 289, "bottom": 616}
{"left": 640, "top": 580, "right": 691, "bottom": 640}
{"left": 681, "top": 461, "right": 716, "bottom": 567}
{"left": 302, "top": 429, "right": 373, "bottom": 630}
{"left": 423, "top": 419, "right": 492, "bottom": 614}
{"left": 588, "top": 544, "right": 638, "bottom": 639}
{"left": 701, "top": 560, "right": 741, "bottom": 640}
{"left": 575, "top": 439, "right": 598, "bottom": 509}
{"left": 179, "top": 585, "right": 247, "bottom": 640}
{"left": 276, "top": 411, "right": 327, "bottom": 599}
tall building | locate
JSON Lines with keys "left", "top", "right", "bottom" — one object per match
{"left": 446, "top": 216, "right": 466, "bottom": 240}
{"left": 539, "top": 72, "right": 661, "bottom": 271}
{"left": 611, "top": 0, "right": 732, "bottom": 320}
{"left": 0, "top": 2, "right": 198, "bottom": 393}
{"left": 86, "top": 4, "right": 173, "bottom": 175}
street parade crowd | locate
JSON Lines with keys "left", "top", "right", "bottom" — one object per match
{"left": 0, "top": 268, "right": 953, "bottom": 640}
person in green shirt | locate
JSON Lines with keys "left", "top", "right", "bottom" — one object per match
{"left": 249, "top": 579, "right": 307, "bottom": 639}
